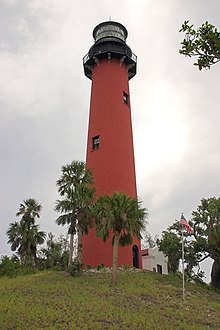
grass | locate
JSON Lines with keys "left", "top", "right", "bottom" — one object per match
{"left": 0, "top": 270, "right": 220, "bottom": 329}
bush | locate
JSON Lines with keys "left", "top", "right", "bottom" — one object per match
{"left": 67, "top": 259, "right": 83, "bottom": 276}
{"left": 185, "top": 269, "right": 205, "bottom": 284}
{"left": 20, "top": 266, "right": 37, "bottom": 276}
{"left": 122, "top": 264, "right": 132, "bottom": 271}
{"left": 0, "top": 256, "right": 20, "bottom": 278}
{"left": 0, "top": 256, "right": 37, "bottom": 278}
{"left": 96, "top": 263, "right": 105, "bottom": 271}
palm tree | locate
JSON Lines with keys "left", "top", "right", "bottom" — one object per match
{"left": 55, "top": 161, "right": 95, "bottom": 267}
{"left": 28, "top": 224, "right": 46, "bottom": 266}
{"left": 16, "top": 198, "right": 42, "bottom": 222}
{"left": 7, "top": 221, "right": 25, "bottom": 263}
{"left": 93, "top": 192, "right": 147, "bottom": 285}
{"left": 55, "top": 199, "right": 77, "bottom": 267}
{"left": 74, "top": 184, "right": 96, "bottom": 265}
{"left": 7, "top": 199, "right": 46, "bottom": 266}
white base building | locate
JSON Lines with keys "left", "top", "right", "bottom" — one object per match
{"left": 142, "top": 246, "right": 168, "bottom": 275}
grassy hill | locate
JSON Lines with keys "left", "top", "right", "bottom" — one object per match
{"left": 0, "top": 270, "right": 220, "bottom": 329}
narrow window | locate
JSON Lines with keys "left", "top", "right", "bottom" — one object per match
{"left": 92, "top": 135, "right": 100, "bottom": 150}
{"left": 123, "top": 91, "right": 129, "bottom": 105}
{"left": 132, "top": 245, "right": 139, "bottom": 268}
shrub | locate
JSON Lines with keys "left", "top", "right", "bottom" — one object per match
{"left": 0, "top": 256, "right": 20, "bottom": 278}
{"left": 96, "top": 263, "right": 105, "bottom": 271}
{"left": 0, "top": 256, "right": 37, "bottom": 278}
{"left": 67, "top": 259, "right": 83, "bottom": 276}
{"left": 122, "top": 264, "right": 132, "bottom": 271}
{"left": 20, "top": 266, "right": 37, "bottom": 276}
{"left": 185, "top": 269, "right": 205, "bottom": 284}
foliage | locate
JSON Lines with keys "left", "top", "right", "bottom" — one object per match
{"left": 0, "top": 256, "right": 36, "bottom": 278}
{"left": 157, "top": 224, "right": 182, "bottom": 274}
{"left": 96, "top": 263, "right": 105, "bottom": 271}
{"left": 184, "top": 269, "right": 205, "bottom": 285}
{"left": 0, "top": 271, "right": 220, "bottom": 329}
{"left": 40, "top": 233, "right": 69, "bottom": 269}
{"left": 55, "top": 160, "right": 95, "bottom": 267}
{"left": 191, "top": 198, "right": 220, "bottom": 260}
{"left": 94, "top": 192, "right": 147, "bottom": 246}
{"left": 67, "top": 259, "right": 83, "bottom": 277}
{"left": 190, "top": 197, "right": 220, "bottom": 288}
{"left": 157, "top": 219, "right": 203, "bottom": 279}
{"left": 179, "top": 20, "right": 220, "bottom": 70}
{"left": 122, "top": 263, "right": 132, "bottom": 271}
{"left": 16, "top": 198, "right": 42, "bottom": 220}
{"left": 158, "top": 197, "right": 220, "bottom": 288}
{"left": 0, "top": 256, "right": 20, "bottom": 278}
{"left": 6, "top": 199, "right": 46, "bottom": 266}
{"left": 141, "top": 228, "right": 157, "bottom": 249}
{"left": 93, "top": 192, "right": 147, "bottom": 285}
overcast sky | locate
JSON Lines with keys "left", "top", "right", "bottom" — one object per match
{"left": 1, "top": 0, "right": 219, "bottom": 281}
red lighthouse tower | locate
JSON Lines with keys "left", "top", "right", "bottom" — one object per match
{"left": 82, "top": 21, "right": 142, "bottom": 268}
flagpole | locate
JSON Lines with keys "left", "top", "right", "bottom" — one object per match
{"left": 181, "top": 229, "right": 185, "bottom": 300}
{"left": 180, "top": 213, "right": 193, "bottom": 300}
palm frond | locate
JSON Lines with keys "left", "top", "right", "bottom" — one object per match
{"left": 119, "top": 232, "right": 133, "bottom": 246}
{"left": 55, "top": 160, "right": 95, "bottom": 240}
{"left": 93, "top": 192, "right": 147, "bottom": 244}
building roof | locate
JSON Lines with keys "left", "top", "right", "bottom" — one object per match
{"left": 141, "top": 249, "right": 149, "bottom": 256}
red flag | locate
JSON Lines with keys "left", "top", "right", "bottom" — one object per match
{"left": 180, "top": 213, "right": 193, "bottom": 234}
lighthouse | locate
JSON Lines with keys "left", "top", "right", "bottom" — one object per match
{"left": 82, "top": 21, "right": 142, "bottom": 268}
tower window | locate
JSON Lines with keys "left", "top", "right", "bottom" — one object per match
{"left": 92, "top": 135, "right": 100, "bottom": 150}
{"left": 123, "top": 91, "right": 129, "bottom": 105}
